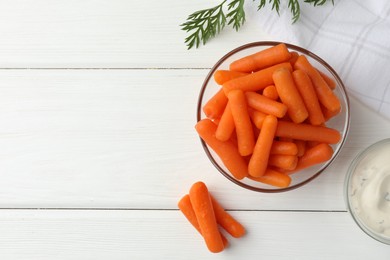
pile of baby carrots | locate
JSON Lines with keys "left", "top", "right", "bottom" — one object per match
{"left": 178, "top": 181, "right": 245, "bottom": 253}
{"left": 196, "top": 43, "right": 342, "bottom": 188}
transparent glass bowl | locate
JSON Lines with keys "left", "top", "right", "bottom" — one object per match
{"left": 197, "top": 41, "right": 350, "bottom": 192}
{"left": 344, "top": 138, "right": 390, "bottom": 245}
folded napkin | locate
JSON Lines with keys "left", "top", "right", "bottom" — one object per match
{"left": 251, "top": 0, "right": 390, "bottom": 120}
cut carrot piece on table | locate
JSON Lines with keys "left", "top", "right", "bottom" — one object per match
{"left": 294, "top": 55, "right": 341, "bottom": 113}
{"left": 213, "top": 70, "right": 248, "bottom": 85}
{"left": 270, "top": 141, "right": 298, "bottom": 155}
{"left": 248, "top": 168, "right": 291, "bottom": 188}
{"left": 248, "top": 115, "right": 278, "bottom": 177}
{"left": 215, "top": 102, "right": 235, "bottom": 142}
{"left": 230, "top": 43, "right": 291, "bottom": 73}
{"left": 245, "top": 91, "right": 287, "bottom": 118}
{"left": 223, "top": 62, "right": 292, "bottom": 93}
{"left": 292, "top": 69, "right": 325, "bottom": 126}
{"left": 178, "top": 194, "right": 229, "bottom": 248}
{"left": 195, "top": 119, "right": 248, "bottom": 180}
{"left": 262, "top": 85, "right": 279, "bottom": 100}
{"left": 275, "top": 121, "right": 341, "bottom": 144}
{"left": 189, "top": 182, "right": 224, "bottom": 253}
{"left": 273, "top": 67, "right": 308, "bottom": 123}
{"left": 210, "top": 195, "right": 246, "bottom": 238}
{"left": 202, "top": 88, "right": 228, "bottom": 120}
{"left": 228, "top": 89, "right": 255, "bottom": 156}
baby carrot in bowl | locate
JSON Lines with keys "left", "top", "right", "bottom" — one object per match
{"left": 196, "top": 41, "right": 350, "bottom": 192}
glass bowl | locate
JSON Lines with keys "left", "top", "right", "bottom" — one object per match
{"left": 196, "top": 41, "right": 350, "bottom": 192}
{"left": 344, "top": 138, "right": 390, "bottom": 244}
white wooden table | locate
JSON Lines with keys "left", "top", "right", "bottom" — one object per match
{"left": 0, "top": 1, "right": 389, "bottom": 259}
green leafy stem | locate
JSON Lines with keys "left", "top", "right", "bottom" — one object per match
{"left": 181, "top": 0, "right": 334, "bottom": 49}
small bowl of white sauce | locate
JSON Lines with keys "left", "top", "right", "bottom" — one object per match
{"left": 345, "top": 138, "right": 390, "bottom": 244}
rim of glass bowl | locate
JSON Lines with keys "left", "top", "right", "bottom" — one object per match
{"left": 196, "top": 41, "right": 350, "bottom": 193}
{"left": 344, "top": 138, "right": 390, "bottom": 245}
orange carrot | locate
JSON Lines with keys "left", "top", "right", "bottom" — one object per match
{"left": 294, "top": 140, "right": 306, "bottom": 157}
{"left": 288, "top": 143, "right": 334, "bottom": 174}
{"left": 275, "top": 121, "right": 341, "bottom": 144}
{"left": 306, "top": 140, "right": 320, "bottom": 148}
{"left": 213, "top": 70, "right": 248, "bottom": 85}
{"left": 228, "top": 89, "right": 255, "bottom": 156}
{"left": 289, "top": 51, "right": 299, "bottom": 66}
{"left": 230, "top": 43, "right": 291, "bottom": 72}
{"left": 317, "top": 69, "right": 336, "bottom": 90}
{"left": 215, "top": 102, "right": 235, "bottom": 141}
{"left": 223, "top": 62, "right": 293, "bottom": 93}
{"left": 248, "top": 115, "right": 278, "bottom": 177}
{"left": 273, "top": 67, "right": 308, "bottom": 123}
{"left": 268, "top": 154, "right": 298, "bottom": 171}
{"left": 270, "top": 141, "right": 298, "bottom": 155}
{"left": 178, "top": 194, "right": 229, "bottom": 248}
{"left": 195, "top": 119, "right": 248, "bottom": 180}
{"left": 189, "top": 182, "right": 224, "bottom": 253}
{"left": 262, "top": 85, "right": 279, "bottom": 100}
{"left": 248, "top": 168, "right": 291, "bottom": 188}
{"left": 292, "top": 69, "right": 325, "bottom": 125}
{"left": 248, "top": 108, "right": 267, "bottom": 129}
{"left": 294, "top": 55, "right": 341, "bottom": 113}
{"left": 245, "top": 91, "right": 287, "bottom": 118}
{"left": 321, "top": 103, "right": 341, "bottom": 121}
{"left": 203, "top": 88, "right": 228, "bottom": 120}
{"left": 210, "top": 195, "right": 246, "bottom": 238}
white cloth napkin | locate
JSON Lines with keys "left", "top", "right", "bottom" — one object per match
{"left": 250, "top": 0, "right": 390, "bottom": 120}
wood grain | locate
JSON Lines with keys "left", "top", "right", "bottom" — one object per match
{"left": 0, "top": 69, "right": 388, "bottom": 210}
{"left": 0, "top": 0, "right": 269, "bottom": 68}
{"left": 0, "top": 209, "right": 388, "bottom": 259}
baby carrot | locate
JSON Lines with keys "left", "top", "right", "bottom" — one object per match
{"left": 178, "top": 194, "right": 229, "bottom": 248}
{"left": 215, "top": 102, "right": 235, "bottom": 141}
{"left": 228, "top": 89, "right": 255, "bottom": 156}
{"left": 195, "top": 119, "right": 248, "bottom": 180}
{"left": 294, "top": 55, "right": 341, "bottom": 113}
{"left": 292, "top": 69, "right": 325, "bottom": 126}
{"left": 268, "top": 154, "right": 298, "bottom": 171}
{"left": 223, "top": 62, "right": 293, "bottom": 94}
{"left": 248, "top": 115, "right": 278, "bottom": 177}
{"left": 270, "top": 141, "right": 298, "bottom": 155}
{"left": 248, "top": 107, "right": 267, "bottom": 129}
{"left": 213, "top": 70, "right": 248, "bottom": 85}
{"left": 289, "top": 51, "right": 299, "bottom": 66}
{"left": 321, "top": 103, "right": 341, "bottom": 121}
{"left": 262, "top": 85, "right": 279, "bottom": 100}
{"left": 230, "top": 43, "right": 291, "bottom": 72}
{"left": 245, "top": 91, "right": 287, "bottom": 118}
{"left": 273, "top": 67, "right": 308, "bottom": 124}
{"left": 294, "top": 140, "right": 306, "bottom": 157}
{"left": 275, "top": 121, "right": 341, "bottom": 144}
{"left": 189, "top": 182, "right": 224, "bottom": 253}
{"left": 203, "top": 88, "right": 228, "bottom": 120}
{"left": 248, "top": 168, "right": 291, "bottom": 188}
{"left": 288, "top": 143, "right": 334, "bottom": 174}
{"left": 317, "top": 69, "right": 336, "bottom": 90}
{"left": 210, "top": 195, "right": 246, "bottom": 238}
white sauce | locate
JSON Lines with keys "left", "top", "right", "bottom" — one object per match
{"left": 349, "top": 143, "right": 390, "bottom": 238}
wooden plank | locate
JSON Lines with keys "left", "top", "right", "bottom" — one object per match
{"left": 0, "top": 69, "right": 389, "bottom": 210}
{"left": 0, "top": 209, "right": 388, "bottom": 259}
{"left": 0, "top": 0, "right": 269, "bottom": 68}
